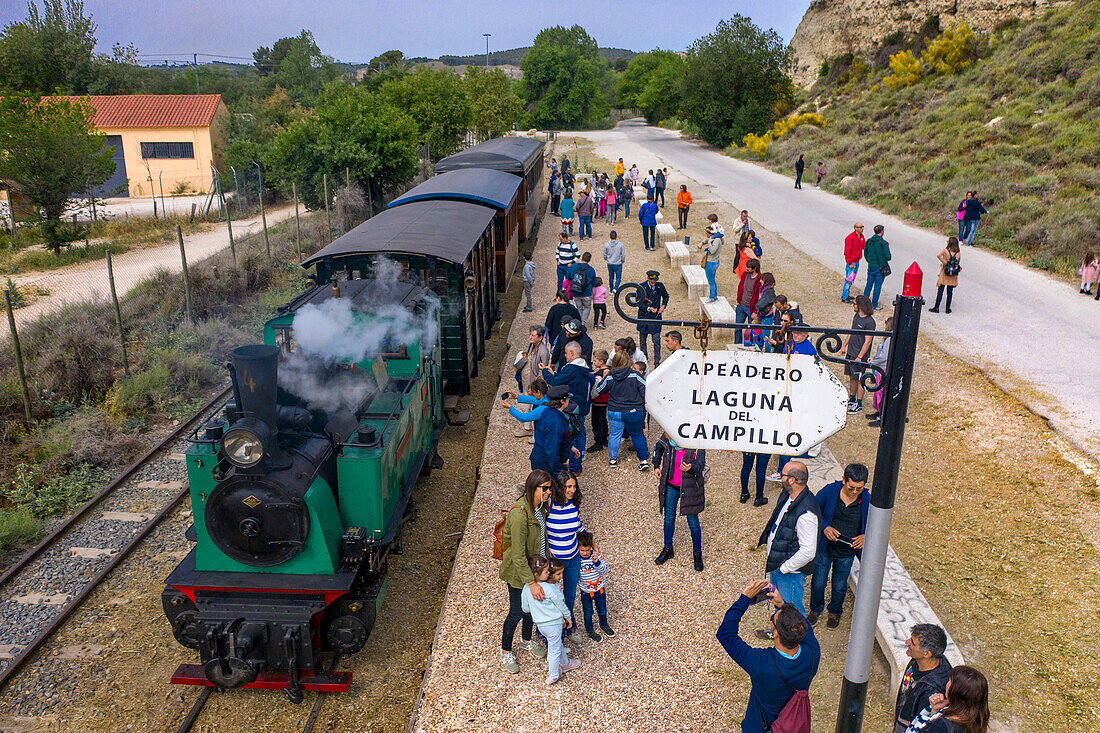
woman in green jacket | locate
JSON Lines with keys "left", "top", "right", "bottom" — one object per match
{"left": 500, "top": 469, "right": 553, "bottom": 673}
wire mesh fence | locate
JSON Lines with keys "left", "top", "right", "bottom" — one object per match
{"left": 0, "top": 148, "right": 434, "bottom": 429}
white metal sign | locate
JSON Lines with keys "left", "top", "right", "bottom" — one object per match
{"left": 645, "top": 348, "right": 848, "bottom": 454}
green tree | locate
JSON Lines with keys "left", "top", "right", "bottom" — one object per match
{"left": 681, "top": 16, "right": 792, "bottom": 147}
{"left": 357, "top": 50, "right": 411, "bottom": 91}
{"left": 520, "top": 25, "right": 612, "bottom": 129}
{"left": 619, "top": 50, "right": 684, "bottom": 122}
{"left": 464, "top": 66, "right": 524, "bottom": 142}
{"left": 0, "top": 0, "right": 97, "bottom": 94}
{"left": 0, "top": 95, "right": 113, "bottom": 252}
{"left": 379, "top": 67, "right": 470, "bottom": 159}
{"left": 253, "top": 31, "right": 339, "bottom": 104}
{"left": 264, "top": 84, "right": 419, "bottom": 208}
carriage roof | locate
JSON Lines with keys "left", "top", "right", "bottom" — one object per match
{"left": 302, "top": 199, "right": 495, "bottom": 267}
{"left": 433, "top": 136, "right": 544, "bottom": 174}
{"left": 388, "top": 169, "right": 521, "bottom": 212}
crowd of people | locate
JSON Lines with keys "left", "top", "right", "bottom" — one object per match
{"left": 492, "top": 154, "right": 991, "bottom": 731}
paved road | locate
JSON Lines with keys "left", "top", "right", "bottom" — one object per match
{"left": 3, "top": 205, "right": 295, "bottom": 335}
{"left": 583, "top": 120, "right": 1100, "bottom": 460}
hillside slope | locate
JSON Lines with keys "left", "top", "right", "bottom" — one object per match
{"left": 760, "top": 0, "right": 1099, "bottom": 276}
{"left": 788, "top": 0, "right": 1055, "bottom": 87}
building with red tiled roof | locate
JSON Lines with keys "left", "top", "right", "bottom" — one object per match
{"left": 53, "top": 94, "right": 230, "bottom": 199}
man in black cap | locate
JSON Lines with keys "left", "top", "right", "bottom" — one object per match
{"left": 545, "top": 289, "right": 580, "bottom": 346}
{"left": 638, "top": 270, "right": 670, "bottom": 366}
{"left": 550, "top": 318, "right": 593, "bottom": 370}
{"left": 541, "top": 341, "right": 593, "bottom": 473}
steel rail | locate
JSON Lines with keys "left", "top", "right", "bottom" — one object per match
{"left": 0, "top": 385, "right": 231, "bottom": 693}
{"left": 0, "top": 385, "right": 230, "bottom": 587}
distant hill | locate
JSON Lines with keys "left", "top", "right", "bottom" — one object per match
{"left": 408, "top": 46, "right": 637, "bottom": 67}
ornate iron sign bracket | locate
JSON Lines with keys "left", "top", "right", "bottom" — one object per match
{"left": 613, "top": 282, "right": 894, "bottom": 392}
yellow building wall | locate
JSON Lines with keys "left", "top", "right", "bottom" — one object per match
{"left": 109, "top": 105, "right": 229, "bottom": 198}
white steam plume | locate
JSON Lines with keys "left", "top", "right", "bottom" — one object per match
{"left": 277, "top": 263, "right": 439, "bottom": 414}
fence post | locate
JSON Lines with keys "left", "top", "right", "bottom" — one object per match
{"left": 220, "top": 183, "right": 237, "bottom": 267}
{"left": 4, "top": 291, "right": 33, "bottom": 424}
{"left": 255, "top": 163, "right": 270, "bottom": 258}
{"left": 323, "top": 173, "right": 332, "bottom": 238}
{"left": 345, "top": 167, "right": 351, "bottom": 191}
{"left": 293, "top": 181, "right": 303, "bottom": 262}
{"left": 159, "top": 170, "right": 167, "bottom": 220}
{"left": 105, "top": 251, "right": 130, "bottom": 375}
{"left": 177, "top": 225, "right": 193, "bottom": 324}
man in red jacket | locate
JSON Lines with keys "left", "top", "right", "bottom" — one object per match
{"left": 842, "top": 223, "right": 865, "bottom": 303}
{"left": 735, "top": 259, "right": 762, "bottom": 346}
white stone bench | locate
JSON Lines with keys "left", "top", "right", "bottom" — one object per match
{"left": 654, "top": 210, "right": 664, "bottom": 223}
{"left": 656, "top": 223, "right": 676, "bottom": 243}
{"left": 850, "top": 548, "right": 966, "bottom": 695}
{"left": 680, "top": 265, "right": 708, "bottom": 301}
{"left": 665, "top": 240, "right": 689, "bottom": 268}
{"left": 633, "top": 187, "right": 647, "bottom": 200}
{"left": 699, "top": 295, "right": 736, "bottom": 322}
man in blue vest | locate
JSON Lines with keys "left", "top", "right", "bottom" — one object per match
{"left": 808, "top": 463, "right": 869, "bottom": 628}
{"left": 755, "top": 461, "right": 821, "bottom": 638}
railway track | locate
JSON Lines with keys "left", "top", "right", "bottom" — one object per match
{"left": 175, "top": 654, "right": 343, "bottom": 733}
{"left": 0, "top": 385, "right": 232, "bottom": 692}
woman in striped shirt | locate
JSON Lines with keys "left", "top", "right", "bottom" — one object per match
{"left": 547, "top": 471, "right": 585, "bottom": 640}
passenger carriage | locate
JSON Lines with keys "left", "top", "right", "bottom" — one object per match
{"left": 390, "top": 168, "right": 523, "bottom": 294}
{"left": 303, "top": 200, "right": 498, "bottom": 396}
{"left": 433, "top": 136, "right": 544, "bottom": 242}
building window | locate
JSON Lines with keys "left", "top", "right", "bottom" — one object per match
{"left": 140, "top": 141, "right": 194, "bottom": 159}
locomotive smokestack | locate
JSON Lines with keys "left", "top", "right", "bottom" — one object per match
{"left": 231, "top": 345, "right": 280, "bottom": 430}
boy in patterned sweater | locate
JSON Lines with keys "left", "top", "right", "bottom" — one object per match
{"left": 576, "top": 531, "right": 616, "bottom": 641}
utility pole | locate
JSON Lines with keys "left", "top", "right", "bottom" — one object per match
{"left": 484, "top": 33, "right": 491, "bottom": 70}
{"left": 193, "top": 53, "right": 200, "bottom": 94}
{"left": 835, "top": 264, "right": 925, "bottom": 733}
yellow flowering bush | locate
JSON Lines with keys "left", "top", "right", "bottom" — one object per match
{"left": 884, "top": 50, "right": 922, "bottom": 89}
{"left": 742, "top": 132, "right": 771, "bottom": 158}
{"left": 922, "top": 23, "right": 977, "bottom": 75}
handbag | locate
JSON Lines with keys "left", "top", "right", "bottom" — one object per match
{"left": 879, "top": 262, "right": 892, "bottom": 277}
{"left": 513, "top": 351, "right": 528, "bottom": 371}
{"left": 845, "top": 269, "right": 857, "bottom": 283}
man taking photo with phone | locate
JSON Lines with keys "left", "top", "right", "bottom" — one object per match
{"left": 717, "top": 580, "right": 820, "bottom": 733}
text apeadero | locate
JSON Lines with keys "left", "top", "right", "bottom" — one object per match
{"left": 686, "top": 361, "right": 802, "bottom": 382}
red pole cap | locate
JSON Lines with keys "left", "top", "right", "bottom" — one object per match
{"left": 902, "top": 262, "right": 923, "bottom": 297}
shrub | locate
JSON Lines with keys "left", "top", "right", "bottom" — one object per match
{"left": 4, "top": 462, "right": 108, "bottom": 518}
{"left": 884, "top": 51, "right": 922, "bottom": 90}
{"left": 742, "top": 132, "right": 771, "bottom": 158}
{"left": 922, "top": 23, "right": 978, "bottom": 76}
{"left": 0, "top": 508, "right": 40, "bottom": 555}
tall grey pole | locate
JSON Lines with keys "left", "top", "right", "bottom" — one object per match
{"left": 193, "top": 53, "right": 200, "bottom": 94}
{"left": 484, "top": 33, "right": 491, "bottom": 70}
{"left": 835, "top": 264, "right": 925, "bottom": 732}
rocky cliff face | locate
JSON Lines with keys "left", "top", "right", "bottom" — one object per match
{"left": 788, "top": 0, "right": 1056, "bottom": 87}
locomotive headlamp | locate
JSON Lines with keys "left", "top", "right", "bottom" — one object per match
{"left": 223, "top": 428, "right": 265, "bottom": 468}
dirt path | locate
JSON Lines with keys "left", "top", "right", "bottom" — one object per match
{"left": 2, "top": 205, "right": 295, "bottom": 336}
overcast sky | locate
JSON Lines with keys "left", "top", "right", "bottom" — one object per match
{"left": 1, "top": 0, "right": 810, "bottom": 65}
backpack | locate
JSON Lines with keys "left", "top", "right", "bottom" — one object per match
{"left": 943, "top": 256, "right": 961, "bottom": 277}
{"left": 757, "top": 656, "right": 811, "bottom": 733}
{"left": 566, "top": 406, "right": 584, "bottom": 441}
{"left": 490, "top": 509, "right": 511, "bottom": 560}
{"left": 571, "top": 267, "right": 588, "bottom": 294}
